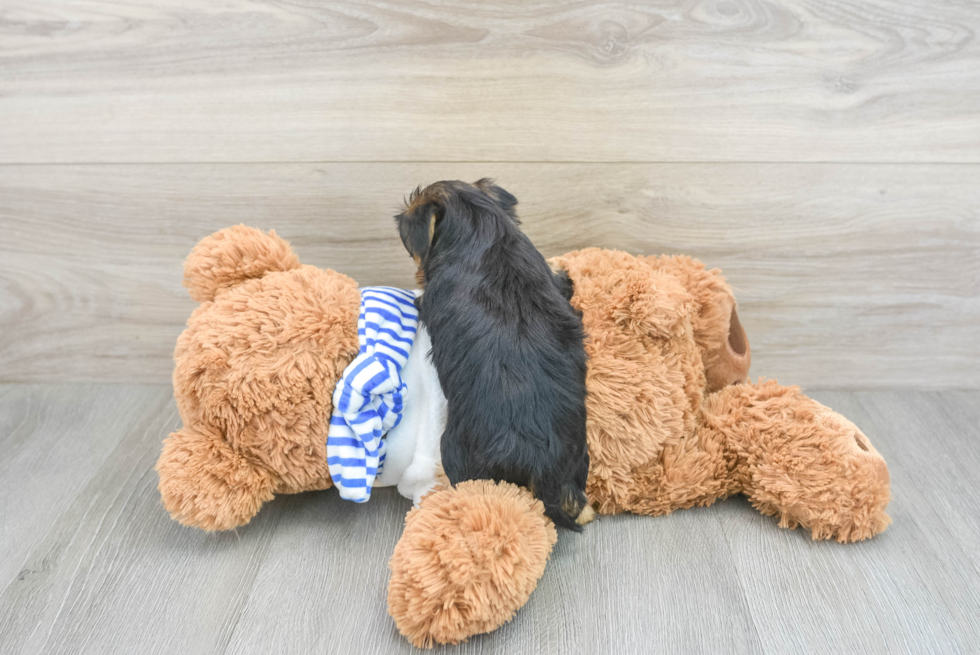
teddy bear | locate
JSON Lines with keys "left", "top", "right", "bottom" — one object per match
{"left": 156, "top": 225, "right": 891, "bottom": 647}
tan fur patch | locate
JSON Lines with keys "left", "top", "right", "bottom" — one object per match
{"left": 575, "top": 504, "right": 595, "bottom": 526}
{"left": 433, "top": 462, "right": 450, "bottom": 490}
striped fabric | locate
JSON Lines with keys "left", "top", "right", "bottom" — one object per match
{"left": 327, "top": 286, "right": 419, "bottom": 502}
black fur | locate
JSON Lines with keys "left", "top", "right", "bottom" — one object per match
{"left": 395, "top": 179, "right": 590, "bottom": 531}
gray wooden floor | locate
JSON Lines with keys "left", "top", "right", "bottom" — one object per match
{"left": 0, "top": 384, "right": 977, "bottom": 654}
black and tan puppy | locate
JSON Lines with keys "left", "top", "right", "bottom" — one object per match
{"left": 395, "top": 179, "right": 593, "bottom": 530}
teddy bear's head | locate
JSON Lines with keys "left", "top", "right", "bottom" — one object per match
{"left": 157, "top": 226, "right": 361, "bottom": 530}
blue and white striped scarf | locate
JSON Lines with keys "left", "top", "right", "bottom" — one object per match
{"left": 327, "top": 286, "right": 418, "bottom": 502}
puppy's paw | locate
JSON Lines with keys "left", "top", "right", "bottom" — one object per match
{"left": 575, "top": 504, "right": 596, "bottom": 526}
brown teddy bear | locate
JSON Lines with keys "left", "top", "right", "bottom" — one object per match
{"left": 157, "top": 226, "right": 891, "bottom": 647}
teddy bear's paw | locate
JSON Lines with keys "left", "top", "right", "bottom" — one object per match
{"left": 759, "top": 470, "right": 892, "bottom": 544}
{"left": 156, "top": 425, "right": 275, "bottom": 531}
{"left": 387, "top": 480, "right": 557, "bottom": 647}
{"left": 746, "top": 396, "right": 892, "bottom": 543}
{"left": 704, "top": 382, "right": 892, "bottom": 543}
{"left": 809, "top": 411, "right": 892, "bottom": 542}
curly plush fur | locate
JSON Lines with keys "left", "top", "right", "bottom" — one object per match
{"left": 544, "top": 248, "right": 890, "bottom": 535}
{"left": 158, "top": 226, "right": 360, "bottom": 530}
{"left": 157, "top": 228, "right": 891, "bottom": 648}
{"left": 388, "top": 480, "right": 557, "bottom": 648}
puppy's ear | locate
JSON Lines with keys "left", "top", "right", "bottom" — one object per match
{"left": 398, "top": 197, "right": 444, "bottom": 266}
{"left": 474, "top": 178, "right": 518, "bottom": 219}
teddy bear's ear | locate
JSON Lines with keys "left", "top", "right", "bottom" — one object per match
{"left": 646, "top": 255, "right": 735, "bottom": 350}
{"left": 156, "top": 425, "right": 275, "bottom": 531}
{"left": 645, "top": 255, "right": 751, "bottom": 391}
{"left": 183, "top": 225, "right": 301, "bottom": 303}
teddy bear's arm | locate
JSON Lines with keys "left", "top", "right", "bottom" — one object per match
{"left": 700, "top": 381, "right": 891, "bottom": 542}
{"left": 157, "top": 425, "right": 276, "bottom": 531}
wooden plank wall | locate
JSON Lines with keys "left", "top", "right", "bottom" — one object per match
{"left": 1, "top": 0, "right": 978, "bottom": 388}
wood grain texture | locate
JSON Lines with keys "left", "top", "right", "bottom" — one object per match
{"left": 1, "top": 384, "right": 978, "bottom": 654}
{"left": 1, "top": 0, "right": 979, "bottom": 163}
{"left": 724, "top": 389, "right": 980, "bottom": 653}
{"left": 0, "top": 385, "right": 170, "bottom": 588}
{"left": 0, "top": 384, "right": 279, "bottom": 655}
{"left": 1, "top": 163, "right": 977, "bottom": 387}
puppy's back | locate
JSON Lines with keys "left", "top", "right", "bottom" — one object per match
{"left": 395, "top": 180, "right": 591, "bottom": 530}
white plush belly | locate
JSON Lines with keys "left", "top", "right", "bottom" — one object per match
{"left": 374, "top": 323, "right": 447, "bottom": 504}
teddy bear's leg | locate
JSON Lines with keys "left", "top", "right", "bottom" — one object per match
{"left": 387, "top": 480, "right": 557, "bottom": 648}
{"left": 700, "top": 381, "right": 891, "bottom": 542}
{"left": 156, "top": 425, "right": 275, "bottom": 531}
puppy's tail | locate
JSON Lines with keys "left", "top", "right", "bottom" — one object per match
{"left": 544, "top": 483, "right": 592, "bottom": 532}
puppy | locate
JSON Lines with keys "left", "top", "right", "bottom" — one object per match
{"left": 395, "top": 179, "right": 593, "bottom": 530}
